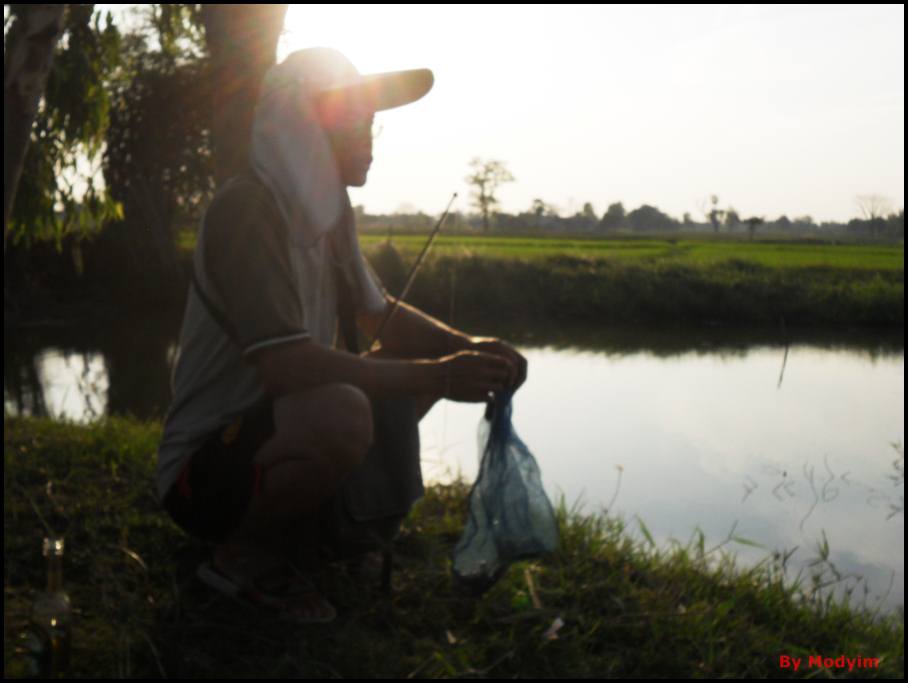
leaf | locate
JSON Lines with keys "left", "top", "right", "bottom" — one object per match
{"left": 636, "top": 516, "right": 656, "bottom": 549}
{"left": 715, "top": 600, "right": 734, "bottom": 620}
{"left": 731, "top": 536, "right": 765, "bottom": 549}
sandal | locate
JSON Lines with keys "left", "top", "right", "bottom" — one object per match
{"left": 197, "top": 559, "right": 337, "bottom": 624}
{"left": 345, "top": 550, "right": 388, "bottom": 581}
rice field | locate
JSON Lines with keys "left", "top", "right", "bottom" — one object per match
{"left": 172, "top": 230, "right": 903, "bottom": 325}
{"left": 359, "top": 234, "right": 904, "bottom": 271}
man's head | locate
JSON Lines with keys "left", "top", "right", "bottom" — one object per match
{"left": 251, "top": 49, "right": 432, "bottom": 240}
{"left": 277, "top": 48, "right": 431, "bottom": 187}
{"left": 314, "top": 96, "right": 376, "bottom": 188}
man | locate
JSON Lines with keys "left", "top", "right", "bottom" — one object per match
{"left": 156, "top": 48, "right": 527, "bottom": 623}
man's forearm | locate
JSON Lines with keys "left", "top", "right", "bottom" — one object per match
{"left": 255, "top": 339, "right": 442, "bottom": 399}
{"left": 371, "top": 298, "right": 472, "bottom": 358}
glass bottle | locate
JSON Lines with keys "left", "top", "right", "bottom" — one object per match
{"left": 15, "top": 537, "right": 72, "bottom": 677}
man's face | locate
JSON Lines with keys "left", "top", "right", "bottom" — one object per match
{"left": 315, "top": 97, "right": 375, "bottom": 187}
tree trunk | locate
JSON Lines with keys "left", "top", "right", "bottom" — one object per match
{"left": 200, "top": 4, "right": 288, "bottom": 187}
{"left": 3, "top": 4, "right": 66, "bottom": 251}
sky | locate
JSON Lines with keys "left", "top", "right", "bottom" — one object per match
{"left": 99, "top": 4, "right": 904, "bottom": 222}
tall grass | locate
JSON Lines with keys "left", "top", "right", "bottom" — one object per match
{"left": 4, "top": 416, "right": 904, "bottom": 678}
{"left": 365, "top": 242, "right": 903, "bottom": 326}
{"left": 168, "top": 233, "right": 903, "bottom": 326}
{"left": 360, "top": 235, "right": 904, "bottom": 271}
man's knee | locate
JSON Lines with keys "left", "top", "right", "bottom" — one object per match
{"left": 269, "top": 383, "right": 373, "bottom": 473}
{"left": 325, "top": 383, "right": 374, "bottom": 469}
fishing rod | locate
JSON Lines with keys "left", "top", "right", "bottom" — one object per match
{"left": 367, "top": 191, "right": 458, "bottom": 352}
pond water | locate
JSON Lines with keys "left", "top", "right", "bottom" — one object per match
{"left": 5, "top": 316, "right": 904, "bottom": 615}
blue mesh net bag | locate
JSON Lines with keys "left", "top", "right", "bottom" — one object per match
{"left": 452, "top": 389, "right": 560, "bottom": 594}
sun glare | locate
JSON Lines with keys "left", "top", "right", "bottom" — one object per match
{"left": 279, "top": 6, "right": 439, "bottom": 77}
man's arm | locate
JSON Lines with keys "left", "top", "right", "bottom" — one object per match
{"left": 252, "top": 338, "right": 441, "bottom": 399}
{"left": 357, "top": 295, "right": 472, "bottom": 358}
{"left": 357, "top": 296, "right": 527, "bottom": 391}
{"left": 252, "top": 337, "right": 515, "bottom": 402}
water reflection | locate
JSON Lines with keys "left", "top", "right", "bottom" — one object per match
{"left": 4, "top": 315, "right": 904, "bottom": 614}
{"left": 5, "top": 349, "right": 110, "bottom": 421}
{"left": 752, "top": 450, "right": 906, "bottom": 530}
{"left": 418, "top": 344, "right": 904, "bottom": 614}
{"left": 5, "top": 314, "right": 903, "bottom": 423}
{"left": 463, "top": 316, "right": 904, "bottom": 361}
{"left": 4, "top": 310, "right": 182, "bottom": 422}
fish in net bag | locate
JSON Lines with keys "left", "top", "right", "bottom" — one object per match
{"left": 452, "top": 388, "right": 560, "bottom": 595}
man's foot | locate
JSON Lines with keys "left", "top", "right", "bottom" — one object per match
{"left": 345, "top": 550, "right": 387, "bottom": 582}
{"left": 200, "top": 545, "right": 336, "bottom": 623}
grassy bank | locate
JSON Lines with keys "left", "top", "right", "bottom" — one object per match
{"left": 170, "top": 232, "right": 904, "bottom": 326}
{"left": 361, "top": 235, "right": 905, "bottom": 271}
{"left": 4, "top": 416, "right": 904, "bottom": 678}
{"left": 364, "top": 240, "right": 904, "bottom": 326}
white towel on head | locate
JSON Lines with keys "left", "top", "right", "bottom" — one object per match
{"left": 249, "top": 53, "right": 388, "bottom": 334}
{"left": 251, "top": 55, "right": 347, "bottom": 248}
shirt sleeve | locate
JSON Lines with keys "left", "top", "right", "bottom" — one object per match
{"left": 353, "top": 249, "right": 390, "bottom": 316}
{"left": 201, "top": 179, "right": 310, "bottom": 358}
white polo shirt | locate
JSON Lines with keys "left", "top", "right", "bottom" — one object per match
{"left": 155, "top": 172, "right": 387, "bottom": 502}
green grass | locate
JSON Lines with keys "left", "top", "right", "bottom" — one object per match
{"left": 176, "top": 229, "right": 904, "bottom": 272}
{"left": 364, "top": 242, "right": 903, "bottom": 326}
{"left": 5, "top": 416, "right": 905, "bottom": 678}
{"left": 171, "top": 231, "right": 903, "bottom": 325}
{"left": 359, "top": 235, "right": 904, "bottom": 271}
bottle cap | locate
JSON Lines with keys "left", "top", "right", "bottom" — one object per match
{"left": 42, "top": 537, "right": 64, "bottom": 557}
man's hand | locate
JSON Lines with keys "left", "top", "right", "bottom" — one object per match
{"left": 461, "top": 336, "right": 528, "bottom": 392}
{"left": 436, "top": 350, "right": 513, "bottom": 402}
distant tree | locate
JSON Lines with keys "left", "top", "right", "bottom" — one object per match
{"left": 682, "top": 211, "right": 694, "bottom": 227}
{"left": 853, "top": 195, "right": 894, "bottom": 238}
{"left": 846, "top": 218, "right": 867, "bottom": 237}
{"left": 887, "top": 209, "right": 904, "bottom": 240}
{"left": 531, "top": 198, "right": 547, "bottom": 227}
{"left": 705, "top": 194, "right": 724, "bottom": 234}
{"left": 626, "top": 204, "right": 679, "bottom": 232}
{"left": 744, "top": 216, "right": 764, "bottom": 241}
{"left": 464, "top": 158, "right": 514, "bottom": 233}
{"left": 598, "top": 201, "right": 626, "bottom": 232}
{"left": 724, "top": 208, "right": 740, "bottom": 230}
{"left": 855, "top": 194, "right": 892, "bottom": 222}
{"left": 847, "top": 207, "right": 902, "bottom": 240}
{"left": 566, "top": 201, "right": 598, "bottom": 233}
{"left": 775, "top": 215, "right": 792, "bottom": 233}
{"left": 792, "top": 215, "right": 815, "bottom": 233}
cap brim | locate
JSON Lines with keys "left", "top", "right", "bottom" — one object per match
{"left": 315, "top": 68, "right": 434, "bottom": 115}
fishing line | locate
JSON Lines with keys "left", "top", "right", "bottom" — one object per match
{"left": 777, "top": 314, "right": 790, "bottom": 389}
{"left": 441, "top": 264, "right": 456, "bottom": 470}
{"left": 367, "top": 192, "right": 458, "bottom": 352}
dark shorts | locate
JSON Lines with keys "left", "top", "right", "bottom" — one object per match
{"left": 163, "top": 397, "right": 275, "bottom": 544}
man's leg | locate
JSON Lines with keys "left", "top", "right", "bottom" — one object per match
{"left": 225, "top": 382, "right": 372, "bottom": 548}
{"left": 214, "top": 382, "right": 373, "bottom": 618}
